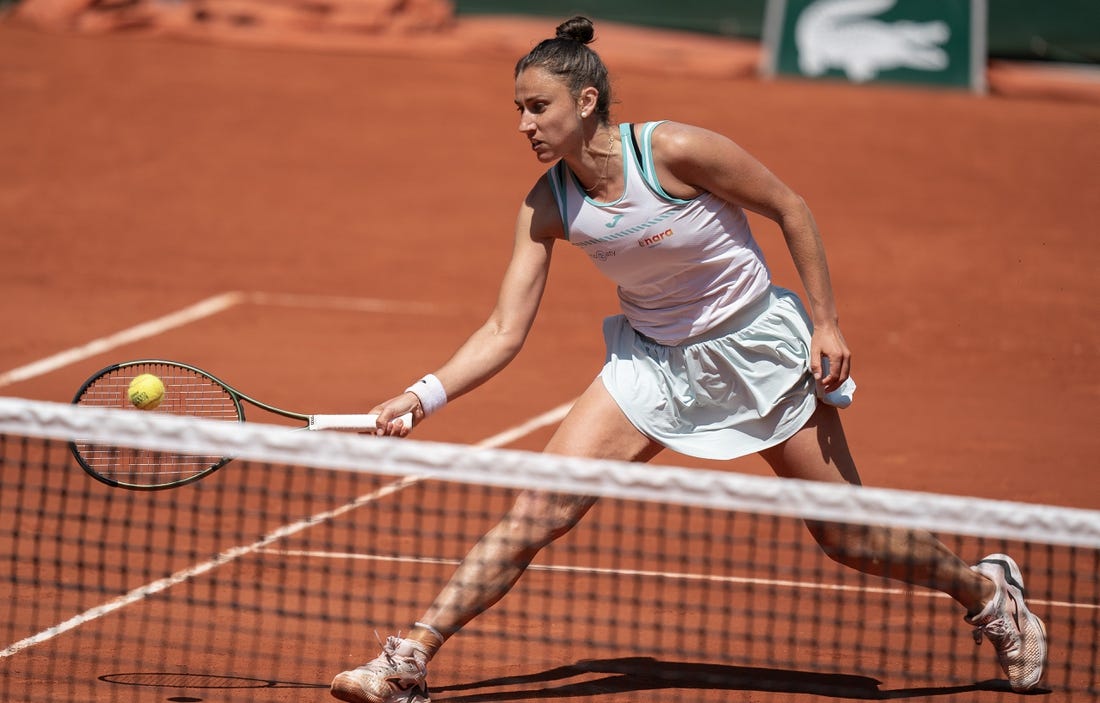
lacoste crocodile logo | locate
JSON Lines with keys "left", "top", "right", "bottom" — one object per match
{"left": 796, "top": 0, "right": 950, "bottom": 83}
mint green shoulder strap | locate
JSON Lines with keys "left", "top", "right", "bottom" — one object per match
{"left": 634, "top": 120, "right": 689, "bottom": 204}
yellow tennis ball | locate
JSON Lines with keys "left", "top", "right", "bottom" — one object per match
{"left": 128, "top": 373, "right": 165, "bottom": 410}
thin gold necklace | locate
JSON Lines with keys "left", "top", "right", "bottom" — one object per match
{"left": 583, "top": 129, "right": 615, "bottom": 194}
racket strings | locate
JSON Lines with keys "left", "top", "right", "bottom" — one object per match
{"left": 74, "top": 363, "right": 240, "bottom": 486}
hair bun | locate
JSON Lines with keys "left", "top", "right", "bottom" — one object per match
{"left": 554, "top": 16, "right": 595, "bottom": 44}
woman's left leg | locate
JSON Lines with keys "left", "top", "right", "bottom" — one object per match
{"left": 757, "top": 403, "right": 991, "bottom": 611}
{"left": 758, "top": 403, "right": 1047, "bottom": 690}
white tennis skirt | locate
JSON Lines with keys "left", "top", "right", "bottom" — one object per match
{"left": 599, "top": 287, "right": 855, "bottom": 460}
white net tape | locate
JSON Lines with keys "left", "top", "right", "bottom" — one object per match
{"left": 2, "top": 396, "right": 1098, "bottom": 547}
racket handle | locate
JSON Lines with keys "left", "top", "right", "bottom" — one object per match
{"left": 307, "top": 413, "right": 414, "bottom": 431}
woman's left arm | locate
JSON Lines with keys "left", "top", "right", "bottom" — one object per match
{"left": 652, "top": 122, "right": 850, "bottom": 391}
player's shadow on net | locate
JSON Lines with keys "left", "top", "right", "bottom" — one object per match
{"left": 435, "top": 657, "right": 1034, "bottom": 701}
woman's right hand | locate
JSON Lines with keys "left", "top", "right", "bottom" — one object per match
{"left": 368, "top": 391, "right": 423, "bottom": 437}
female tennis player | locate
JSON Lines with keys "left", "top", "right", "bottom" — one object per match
{"left": 331, "top": 16, "right": 1046, "bottom": 702}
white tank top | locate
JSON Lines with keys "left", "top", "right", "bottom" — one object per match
{"left": 547, "top": 121, "right": 772, "bottom": 345}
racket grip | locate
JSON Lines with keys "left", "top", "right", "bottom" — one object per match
{"left": 307, "top": 413, "right": 414, "bottom": 431}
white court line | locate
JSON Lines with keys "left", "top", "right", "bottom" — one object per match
{"left": 0, "top": 400, "right": 573, "bottom": 659}
{"left": 0, "top": 292, "right": 243, "bottom": 389}
{"left": 0, "top": 476, "right": 420, "bottom": 659}
{"left": 256, "top": 549, "right": 1098, "bottom": 613}
{"left": 475, "top": 401, "right": 574, "bottom": 447}
{"left": 0, "top": 291, "right": 446, "bottom": 389}
{"left": 246, "top": 291, "right": 444, "bottom": 316}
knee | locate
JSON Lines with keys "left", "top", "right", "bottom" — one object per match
{"left": 501, "top": 492, "right": 596, "bottom": 550}
{"left": 806, "top": 520, "right": 872, "bottom": 565}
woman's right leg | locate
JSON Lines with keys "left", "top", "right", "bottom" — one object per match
{"left": 413, "top": 377, "right": 663, "bottom": 645}
{"left": 332, "top": 379, "right": 662, "bottom": 703}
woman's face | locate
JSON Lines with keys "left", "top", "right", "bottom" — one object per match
{"left": 514, "top": 67, "right": 584, "bottom": 163}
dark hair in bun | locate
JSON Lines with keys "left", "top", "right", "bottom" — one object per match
{"left": 555, "top": 15, "right": 595, "bottom": 44}
{"left": 515, "top": 16, "right": 612, "bottom": 124}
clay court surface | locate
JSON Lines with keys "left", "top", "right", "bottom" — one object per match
{"left": 1, "top": 14, "right": 1098, "bottom": 702}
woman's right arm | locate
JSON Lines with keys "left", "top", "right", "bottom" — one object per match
{"left": 369, "top": 177, "right": 563, "bottom": 433}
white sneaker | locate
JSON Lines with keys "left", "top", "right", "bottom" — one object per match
{"left": 966, "top": 553, "right": 1047, "bottom": 691}
{"left": 331, "top": 636, "right": 430, "bottom": 703}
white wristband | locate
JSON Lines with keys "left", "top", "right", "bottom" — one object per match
{"left": 405, "top": 374, "right": 447, "bottom": 416}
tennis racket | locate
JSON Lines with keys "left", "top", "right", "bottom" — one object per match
{"left": 69, "top": 359, "right": 412, "bottom": 490}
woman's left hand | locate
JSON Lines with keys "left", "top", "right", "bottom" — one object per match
{"left": 811, "top": 324, "right": 851, "bottom": 393}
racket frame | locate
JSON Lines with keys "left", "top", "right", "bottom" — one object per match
{"left": 69, "top": 359, "right": 408, "bottom": 490}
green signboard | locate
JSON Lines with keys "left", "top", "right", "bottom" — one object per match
{"left": 762, "top": 0, "right": 987, "bottom": 92}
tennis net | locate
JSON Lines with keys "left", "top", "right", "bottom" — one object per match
{"left": 1, "top": 396, "right": 1097, "bottom": 702}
